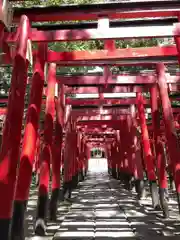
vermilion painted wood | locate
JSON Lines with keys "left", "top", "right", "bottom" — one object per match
{"left": 38, "top": 63, "right": 56, "bottom": 196}
{"left": 52, "top": 89, "right": 64, "bottom": 190}
{"left": 65, "top": 86, "right": 148, "bottom": 93}
{"left": 150, "top": 85, "right": 168, "bottom": 189}
{"left": 60, "top": 75, "right": 180, "bottom": 85}
{"left": 1, "top": 46, "right": 178, "bottom": 65}
{"left": 111, "top": 142, "right": 117, "bottom": 173}
{"left": 137, "top": 92, "right": 156, "bottom": 181}
{"left": 157, "top": 63, "right": 180, "bottom": 198}
{"left": 15, "top": 44, "right": 47, "bottom": 201}
{"left": 16, "top": 25, "right": 176, "bottom": 42}
{"left": 77, "top": 119, "right": 180, "bottom": 130}
{"left": 33, "top": 136, "right": 41, "bottom": 174}
{"left": 3, "top": 21, "right": 180, "bottom": 43}
{"left": 120, "top": 117, "right": 133, "bottom": 176}
{"left": 1, "top": 104, "right": 180, "bottom": 118}
{"left": 46, "top": 46, "right": 178, "bottom": 64}
{"left": 157, "top": 141, "right": 168, "bottom": 189}
{"left": 65, "top": 98, "right": 149, "bottom": 106}
{"left": 0, "top": 15, "right": 30, "bottom": 239}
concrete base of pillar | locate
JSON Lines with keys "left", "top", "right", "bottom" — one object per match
{"left": 112, "top": 168, "right": 117, "bottom": 179}
{"left": 81, "top": 171, "right": 85, "bottom": 181}
{"left": 84, "top": 168, "right": 87, "bottom": 177}
{"left": 49, "top": 188, "right": 59, "bottom": 221}
{"left": 176, "top": 192, "right": 180, "bottom": 215}
{"left": 159, "top": 188, "right": 169, "bottom": 218}
{"left": 78, "top": 171, "right": 84, "bottom": 182}
{"left": 34, "top": 218, "right": 46, "bottom": 236}
{"left": 36, "top": 194, "right": 49, "bottom": 224}
{"left": 0, "top": 219, "right": 11, "bottom": 240}
{"left": 124, "top": 173, "right": 133, "bottom": 191}
{"left": 118, "top": 171, "right": 125, "bottom": 181}
{"left": 135, "top": 179, "right": 145, "bottom": 199}
{"left": 72, "top": 174, "right": 78, "bottom": 188}
{"left": 63, "top": 181, "right": 72, "bottom": 199}
{"left": 150, "top": 180, "right": 160, "bottom": 209}
{"left": 59, "top": 188, "right": 64, "bottom": 201}
{"left": 10, "top": 200, "right": 27, "bottom": 240}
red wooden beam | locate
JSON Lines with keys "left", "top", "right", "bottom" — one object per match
{"left": 66, "top": 98, "right": 148, "bottom": 106}
{"left": 66, "top": 85, "right": 180, "bottom": 94}
{"left": 87, "top": 138, "right": 114, "bottom": 142}
{"left": 78, "top": 119, "right": 120, "bottom": 125}
{"left": 86, "top": 132, "right": 115, "bottom": 136}
{"left": 59, "top": 75, "right": 155, "bottom": 85}
{"left": 168, "top": 84, "right": 180, "bottom": 92}
{"left": 73, "top": 114, "right": 125, "bottom": 119}
{"left": 167, "top": 108, "right": 180, "bottom": 113}
{"left": 5, "top": 25, "right": 176, "bottom": 42}
{"left": 0, "top": 96, "right": 179, "bottom": 108}
{"left": 0, "top": 95, "right": 179, "bottom": 109}
{"left": 65, "top": 86, "right": 148, "bottom": 94}
{"left": 78, "top": 126, "right": 114, "bottom": 131}
{"left": 66, "top": 98, "right": 126, "bottom": 106}
{"left": 60, "top": 75, "right": 180, "bottom": 86}
{"left": 0, "top": 108, "right": 7, "bottom": 115}
{"left": 77, "top": 115, "right": 126, "bottom": 121}
{"left": 72, "top": 108, "right": 180, "bottom": 116}
{"left": 1, "top": 46, "right": 177, "bottom": 66}
{"left": 0, "top": 99, "right": 47, "bottom": 105}
{"left": 72, "top": 108, "right": 130, "bottom": 116}
{"left": 47, "top": 46, "right": 178, "bottom": 65}
{"left": 77, "top": 119, "right": 126, "bottom": 130}
{"left": 77, "top": 119, "right": 180, "bottom": 131}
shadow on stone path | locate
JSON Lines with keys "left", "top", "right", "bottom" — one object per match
{"left": 25, "top": 172, "right": 180, "bottom": 239}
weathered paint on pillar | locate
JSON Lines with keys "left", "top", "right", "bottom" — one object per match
{"left": 0, "top": 16, "right": 30, "bottom": 239}
{"left": 137, "top": 92, "right": 159, "bottom": 208}
{"left": 120, "top": 117, "right": 134, "bottom": 188}
{"left": 119, "top": 118, "right": 132, "bottom": 180}
{"left": 115, "top": 129, "right": 124, "bottom": 180}
{"left": 77, "top": 132, "right": 83, "bottom": 179}
{"left": 126, "top": 115, "right": 134, "bottom": 178}
{"left": 115, "top": 131, "right": 121, "bottom": 179}
{"left": 130, "top": 105, "right": 144, "bottom": 181}
{"left": 76, "top": 132, "right": 84, "bottom": 182}
{"left": 33, "top": 135, "right": 41, "bottom": 174}
{"left": 63, "top": 119, "right": 75, "bottom": 199}
{"left": 137, "top": 93, "right": 156, "bottom": 181}
{"left": 128, "top": 105, "right": 145, "bottom": 196}
{"left": 10, "top": 44, "right": 46, "bottom": 239}
{"left": 156, "top": 63, "right": 180, "bottom": 213}
{"left": 35, "top": 63, "right": 56, "bottom": 235}
{"left": 49, "top": 83, "right": 64, "bottom": 220}
{"left": 150, "top": 85, "right": 169, "bottom": 217}
{"left": 111, "top": 141, "right": 117, "bottom": 179}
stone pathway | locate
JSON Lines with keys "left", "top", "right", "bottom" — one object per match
{"left": 26, "top": 172, "right": 180, "bottom": 239}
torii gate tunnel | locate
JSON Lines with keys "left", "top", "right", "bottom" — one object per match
{"left": 1, "top": 0, "right": 180, "bottom": 239}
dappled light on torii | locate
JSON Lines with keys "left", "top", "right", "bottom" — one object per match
{"left": 0, "top": 0, "right": 180, "bottom": 239}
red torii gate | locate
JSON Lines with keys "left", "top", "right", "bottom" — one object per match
{"left": 0, "top": 0, "right": 180, "bottom": 239}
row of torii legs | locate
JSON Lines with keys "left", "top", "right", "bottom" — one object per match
{"left": 0, "top": 61, "right": 178, "bottom": 239}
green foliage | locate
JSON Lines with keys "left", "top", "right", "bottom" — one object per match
{"left": 13, "top": 0, "right": 97, "bottom": 8}
{"left": 13, "top": 0, "right": 161, "bottom": 54}
{"left": 48, "top": 40, "right": 104, "bottom": 52}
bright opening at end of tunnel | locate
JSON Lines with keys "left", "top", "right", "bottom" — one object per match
{"left": 88, "top": 158, "right": 108, "bottom": 173}
{"left": 88, "top": 148, "right": 108, "bottom": 173}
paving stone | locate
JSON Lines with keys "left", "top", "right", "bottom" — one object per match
{"left": 25, "top": 171, "right": 180, "bottom": 239}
